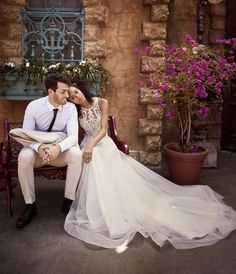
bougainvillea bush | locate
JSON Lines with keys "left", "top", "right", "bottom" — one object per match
{"left": 136, "top": 34, "right": 236, "bottom": 152}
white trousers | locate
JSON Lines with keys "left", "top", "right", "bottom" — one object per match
{"left": 18, "top": 146, "right": 82, "bottom": 204}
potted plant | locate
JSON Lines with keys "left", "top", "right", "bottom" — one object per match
{"left": 0, "top": 59, "right": 109, "bottom": 100}
{"left": 136, "top": 34, "right": 236, "bottom": 184}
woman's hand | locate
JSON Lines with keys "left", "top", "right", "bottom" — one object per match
{"left": 83, "top": 144, "right": 94, "bottom": 164}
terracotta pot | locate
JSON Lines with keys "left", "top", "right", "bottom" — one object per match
{"left": 163, "top": 143, "right": 208, "bottom": 185}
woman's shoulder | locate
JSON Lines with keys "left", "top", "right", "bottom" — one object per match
{"left": 95, "top": 97, "right": 108, "bottom": 105}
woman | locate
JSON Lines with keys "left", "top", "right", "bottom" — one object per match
{"left": 64, "top": 84, "right": 236, "bottom": 251}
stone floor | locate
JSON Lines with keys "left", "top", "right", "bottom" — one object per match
{"left": 0, "top": 151, "right": 236, "bottom": 274}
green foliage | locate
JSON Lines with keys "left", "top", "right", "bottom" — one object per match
{"left": 0, "top": 59, "right": 109, "bottom": 95}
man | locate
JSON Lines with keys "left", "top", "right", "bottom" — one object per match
{"left": 16, "top": 73, "right": 82, "bottom": 229}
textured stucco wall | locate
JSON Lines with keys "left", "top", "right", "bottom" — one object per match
{"left": 102, "top": 0, "right": 146, "bottom": 150}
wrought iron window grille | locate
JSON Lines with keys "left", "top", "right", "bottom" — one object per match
{"left": 21, "top": 8, "right": 84, "bottom": 64}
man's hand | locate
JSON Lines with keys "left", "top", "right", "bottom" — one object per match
{"left": 44, "top": 143, "right": 61, "bottom": 162}
{"left": 38, "top": 144, "right": 50, "bottom": 164}
{"left": 38, "top": 143, "right": 61, "bottom": 164}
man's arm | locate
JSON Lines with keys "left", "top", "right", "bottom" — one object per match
{"left": 57, "top": 104, "right": 79, "bottom": 152}
{"left": 39, "top": 104, "right": 79, "bottom": 163}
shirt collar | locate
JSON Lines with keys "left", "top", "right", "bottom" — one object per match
{"left": 46, "top": 96, "right": 63, "bottom": 111}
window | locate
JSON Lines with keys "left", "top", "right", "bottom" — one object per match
{"left": 21, "top": 0, "right": 84, "bottom": 64}
{"left": 27, "top": 0, "right": 81, "bottom": 9}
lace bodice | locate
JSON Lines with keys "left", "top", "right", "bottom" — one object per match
{"left": 79, "top": 97, "right": 102, "bottom": 146}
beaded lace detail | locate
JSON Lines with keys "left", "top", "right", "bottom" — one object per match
{"left": 79, "top": 97, "right": 102, "bottom": 146}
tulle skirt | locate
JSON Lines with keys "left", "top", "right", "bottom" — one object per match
{"left": 64, "top": 135, "right": 236, "bottom": 249}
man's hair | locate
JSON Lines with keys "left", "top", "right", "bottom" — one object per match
{"left": 45, "top": 73, "right": 70, "bottom": 92}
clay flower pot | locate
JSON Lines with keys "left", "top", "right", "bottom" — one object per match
{"left": 164, "top": 143, "right": 208, "bottom": 185}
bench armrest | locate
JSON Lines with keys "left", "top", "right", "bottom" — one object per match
{"left": 108, "top": 115, "right": 129, "bottom": 155}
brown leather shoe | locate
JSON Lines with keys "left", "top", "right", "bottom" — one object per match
{"left": 61, "top": 198, "right": 73, "bottom": 214}
{"left": 16, "top": 202, "right": 37, "bottom": 229}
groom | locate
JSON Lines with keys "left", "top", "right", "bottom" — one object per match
{"left": 16, "top": 73, "right": 82, "bottom": 229}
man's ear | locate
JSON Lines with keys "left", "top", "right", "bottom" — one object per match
{"left": 48, "top": 88, "right": 54, "bottom": 95}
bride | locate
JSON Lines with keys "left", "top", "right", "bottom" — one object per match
{"left": 64, "top": 83, "right": 236, "bottom": 251}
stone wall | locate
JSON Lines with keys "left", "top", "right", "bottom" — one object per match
{"left": 0, "top": 0, "right": 168, "bottom": 168}
{"left": 83, "top": 0, "right": 170, "bottom": 168}
{"left": 0, "top": 0, "right": 227, "bottom": 168}
{"left": 136, "top": 0, "right": 169, "bottom": 168}
{"left": 0, "top": 0, "right": 28, "bottom": 142}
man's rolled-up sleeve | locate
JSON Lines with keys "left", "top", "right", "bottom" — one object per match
{"left": 58, "top": 104, "right": 79, "bottom": 152}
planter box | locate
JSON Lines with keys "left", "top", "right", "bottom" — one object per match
{"left": 0, "top": 75, "right": 46, "bottom": 100}
{"left": 0, "top": 76, "right": 101, "bottom": 100}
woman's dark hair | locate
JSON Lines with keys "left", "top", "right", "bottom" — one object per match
{"left": 70, "top": 80, "right": 94, "bottom": 116}
{"left": 45, "top": 73, "right": 70, "bottom": 92}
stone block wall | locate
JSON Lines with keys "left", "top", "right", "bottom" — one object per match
{"left": 82, "top": 0, "right": 109, "bottom": 58}
{"left": 0, "top": 0, "right": 28, "bottom": 142}
{"left": 0, "top": 0, "right": 169, "bottom": 169}
{"left": 83, "top": 0, "right": 169, "bottom": 168}
{"left": 136, "top": 0, "right": 169, "bottom": 168}
{"left": 3, "top": 1, "right": 228, "bottom": 168}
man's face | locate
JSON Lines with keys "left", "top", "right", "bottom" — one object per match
{"left": 49, "top": 82, "right": 69, "bottom": 106}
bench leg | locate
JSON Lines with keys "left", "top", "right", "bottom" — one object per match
{"left": 5, "top": 176, "right": 13, "bottom": 217}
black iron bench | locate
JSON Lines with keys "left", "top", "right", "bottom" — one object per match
{"left": 1, "top": 115, "right": 129, "bottom": 217}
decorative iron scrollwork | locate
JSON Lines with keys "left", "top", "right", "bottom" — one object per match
{"left": 21, "top": 8, "right": 84, "bottom": 64}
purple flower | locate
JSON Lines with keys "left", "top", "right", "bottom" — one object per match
{"left": 215, "top": 38, "right": 231, "bottom": 45}
{"left": 146, "top": 45, "right": 154, "bottom": 56}
{"left": 166, "top": 110, "right": 175, "bottom": 120}
{"left": 197, "top": 106, "right": 209, "bottom": 119}
{"left": 157, "top": 83, "right": 170, "bottom": 93}
{"left": 184, "top": 34, "right": 198, "bottom": 47}
{"left": 231, "top": 38, "right": 236, "bottom": 46}
{"left": 135, "top": 47, "right": 142, "bottom": 56}
{"left": 147, "top": 80, "right": 152, "bottom": 88}
{"left": 207, "top": 76, "right": 216, "bottom": 84}
{"left": 194, "top": 85, "right": 208, "bottom": 98}
{"left": 156, "top": 98, "right": 165, "bottom": 108}
{"left": 135, "top": 33, "right": 236, "bottom": 150}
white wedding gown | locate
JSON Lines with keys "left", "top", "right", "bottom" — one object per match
{"left": 64, "top": 98, "right": 236, "bottom": 249}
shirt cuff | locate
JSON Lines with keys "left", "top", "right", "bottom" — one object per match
{"left": 28, "top": 143, "right": 41, "bottom": 152}
{"left": 58, "top": 143, "right": 65, "bottom": 153}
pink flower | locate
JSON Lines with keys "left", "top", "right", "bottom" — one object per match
{"left": 135, "top": 33, "right": 236, "bottom": 150}
{"left": 184, "top": 34, "right": 198, "bottom": 47}
{"left": 197, "top": 106, "right": 209, "bottom": 119}
{"left": 135, "top": 47, "right": 142, "bottom": 56}
{"left": 166, "top": 110, "right": 175, "bottom": 120}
